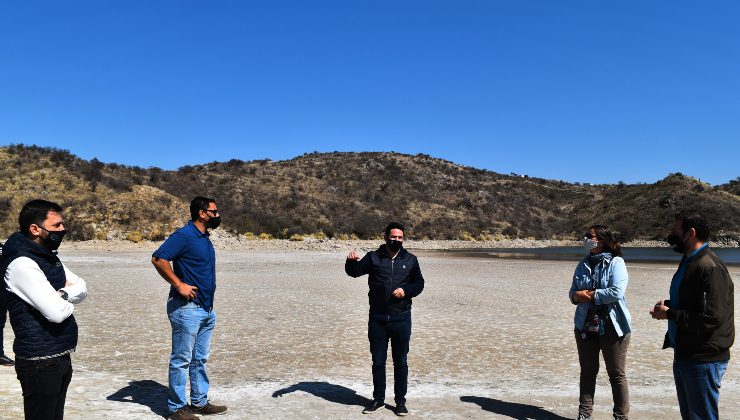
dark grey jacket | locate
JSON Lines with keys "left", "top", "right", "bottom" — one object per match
{"left": 345, "top": 246, "right": 424, "bottom": 315}
{"left": 663, "top": 247, "right": 735, "bottom": 362}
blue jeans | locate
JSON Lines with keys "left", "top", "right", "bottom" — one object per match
{"left": 167, "top": 297, "right": 217, "bottom": 414}
{"left": 368, "top": 312, "right": 411, "bottom": 405}
{"left": 673, "top": 358, "right": 728, "bottom": 420}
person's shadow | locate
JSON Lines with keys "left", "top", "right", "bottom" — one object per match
{"left": 272, "top": 381, "right": 372, "bottom": 407}
{"left": 107, "top": 379, "right": 169, "bottom": 417}
{"left": 460, "top": 396, "right": 570, "bottom": 420}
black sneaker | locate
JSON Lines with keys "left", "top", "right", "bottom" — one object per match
{"left": 395, "top": 403, "right": 408, "bottom": 416}
{"left": 189, "top": 402, "right": 227, "bottom": 415}
{"left": 0, "top": 355, "right": 14, "bottom": 366}
{"left": 362, "top": 400, "right": 384, "bottom": 414}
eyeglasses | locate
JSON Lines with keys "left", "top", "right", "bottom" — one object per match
{"left": 205, "top": 209, "right": 220, "bottom": 215}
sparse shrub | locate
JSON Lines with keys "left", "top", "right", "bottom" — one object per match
{"left": 127, "top": 231, "right": 143, "bottom": 243}
{"left": 459, "top": 232, "right": 475, "bottom": 241}
{"left": 289, "top": 234, "right": 304, "bottom": 241}
{"left": 336, "top": 233, "right": 360, "bottom": 240}
{"left": 145, "top": 229, "right": 165, "bottom": 241}
{"left": 312, "top": 232, "right": 327, "bottom": 240}
{"left": 94, "top": 230, "right": 108, "bottom": 240}
{"left": 242, "top": 232, "right": 256, "bottom": 240}
{"left": 258, "top": 233, "right": 273, "bottom": 240}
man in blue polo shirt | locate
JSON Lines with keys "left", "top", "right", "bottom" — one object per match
{"left": 152, "top": 196, "right": 227, "bottom": 420}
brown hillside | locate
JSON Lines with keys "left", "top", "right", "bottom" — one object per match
{"left": 0, "top": 145, "right": 187, "bottom": 240}
{"left": 1, "top": 145, "right": 738, "bottom": 242}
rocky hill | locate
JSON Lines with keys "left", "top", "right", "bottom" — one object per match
{"left": 1, "top": 144, "right": 738, "bottom": 242}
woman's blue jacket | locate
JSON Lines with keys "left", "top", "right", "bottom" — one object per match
{"left": 569, "top": 253, "right": 632, "bottom": 337}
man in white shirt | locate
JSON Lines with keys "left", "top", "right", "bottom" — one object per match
{"left": 0, "top": 199, "right": 87, "bottom": 420}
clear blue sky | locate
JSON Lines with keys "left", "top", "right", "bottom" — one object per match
{"left": 1, "top": 1, "right": 738, "bottom": 185}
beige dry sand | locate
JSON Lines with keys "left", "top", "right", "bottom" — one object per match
{"left": 0, "top": 245, "right": 738, "bottom": 419}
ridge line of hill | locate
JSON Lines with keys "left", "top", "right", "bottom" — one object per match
{"left": 1, "top": 144, "right": 738, "bottom": 243}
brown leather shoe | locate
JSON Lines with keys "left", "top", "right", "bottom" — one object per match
{"left": 189, "top": 402, "right": 227, "bottom": 415}
{"left": 167, "top": 407, "right": 200, "bottom": 420}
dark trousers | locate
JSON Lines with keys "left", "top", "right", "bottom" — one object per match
{"left": 0, "top": 298, "right": 6, "bottom": 355}
{"left": 368, "top": 312, "right": 411, "bottom": 405}
{"left": 574, "top": 322, "right": 630, "bottom": 420}
{"left": 15, "top": 354, "right": 73, "bottom": 420}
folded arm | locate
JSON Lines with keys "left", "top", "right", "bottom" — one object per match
{"left": 4, "top": 257, "right": 74, "bottom": 323}
{"left": 61, "top": 263, "right": 88, "bottom": 304}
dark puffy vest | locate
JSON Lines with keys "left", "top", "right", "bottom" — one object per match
{"left": 0, "top": 232, "right": 78, "bottom": 358}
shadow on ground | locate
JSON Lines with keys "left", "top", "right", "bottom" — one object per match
{"left": 107, "top": 379, "right": 168, "bottom": 417}
{"left": 460, "top": 396, "right": 570, "bottom": 420}
{"left": 272, "top": 381, "right": 372, "bottom": 407}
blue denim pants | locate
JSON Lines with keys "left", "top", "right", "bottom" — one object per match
{"left": 673, "top": 358, "right": 728, "bottom": 420}
{"left": 167, "top": 297, "right": 217, "bottom": 414}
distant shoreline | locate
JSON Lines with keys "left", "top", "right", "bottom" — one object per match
{"left": 59, "top": 236, "right": 738, "bottom": 252}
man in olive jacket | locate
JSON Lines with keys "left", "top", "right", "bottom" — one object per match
{"left": 345, "top": 222, "right": 424, "bottom": 417}
{"left": 650, "top": 211, "right": 734, "bottom": 420}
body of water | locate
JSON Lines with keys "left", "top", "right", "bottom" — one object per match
{"left": 434, "top": 247, "right": 740, "bottom": 266}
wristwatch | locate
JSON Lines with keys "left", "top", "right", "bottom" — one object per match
{"left": 60, "top": 289, "right": 69, "bottom": 301}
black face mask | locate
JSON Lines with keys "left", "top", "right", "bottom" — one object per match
{"left": 39, "top": 227, "right": 67, "bottom": 251}
{"left": 386, "top": 239, "right": 402, "bottom": 253}
{"left": 666, "top": 232, "right": 687, "bottom": 254}
{"left": 207, "top": 216, "right": 221, "bottom": 229}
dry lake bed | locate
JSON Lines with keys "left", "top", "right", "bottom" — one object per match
{"left": 1, "top": 246, "right": 738, "bottom": 419}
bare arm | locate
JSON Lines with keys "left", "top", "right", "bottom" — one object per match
{"left": 151, "top": 256, "right": 197, "bottom": 300}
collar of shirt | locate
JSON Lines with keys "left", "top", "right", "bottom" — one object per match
{"left": 186, "top": 220, "right": 209, "bottom": 238}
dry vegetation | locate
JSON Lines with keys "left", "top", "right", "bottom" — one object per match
{"left": 1, "top": 145, "right": 738, "bottom": 242}
{"left": 0, "top": 145, "right": 187, "bottom": 240}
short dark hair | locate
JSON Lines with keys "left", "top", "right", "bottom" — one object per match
{"left": 19, "top": 199, "right": 63, "bottom": 235}
{"left": 675, "top": 210, "right": 710, "bottom": 242}
{"left": 190, "top": 196, "right": 216, "bottom": 221}
{"left": 384, "top": 222, "right": 405, "bottom": 237}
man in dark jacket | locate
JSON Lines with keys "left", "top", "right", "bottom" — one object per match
{"left": 345, "top": 222, "right": 425, "bottom": 417}
{"left": 650, "top": 211, "right": 734, "bottom": 420}
{"left": 0, "top": 240, "right": 15, "bottom": 366}
{"left": 1, "top": 199, "right": 88, "bottom": 419}
{"left": 0, "top": 255, "right": 15, "bottom": 365}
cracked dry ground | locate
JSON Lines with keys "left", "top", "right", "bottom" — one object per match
{"left": 0, "top": 248, "right": 738, "bottom": 419}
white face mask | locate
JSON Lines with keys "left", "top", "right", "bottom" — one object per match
{"left": 582, "top": 237, "right": 599, "bottom": 250}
